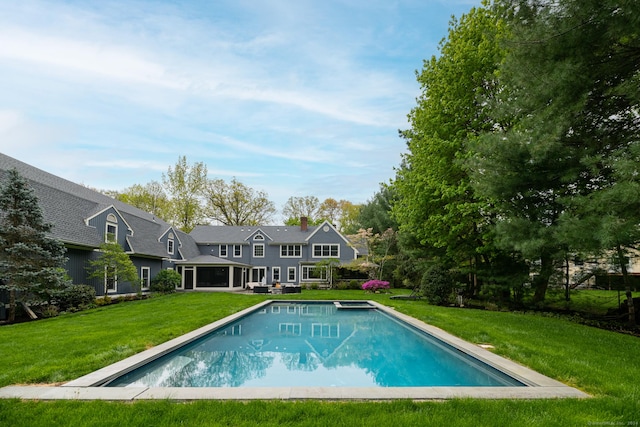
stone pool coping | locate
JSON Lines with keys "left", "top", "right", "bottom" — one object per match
{"left": 0, "top": 300, "right": 589, "bottom": 401}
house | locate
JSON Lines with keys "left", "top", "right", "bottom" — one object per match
{"left": 180, "top": 218, "right": 359, "bottom": 291}
{"left": 0, "top": 153, "right": 359, "bottom": 314}
{"left": 0, "top": 153, "right": 199, "bottom": 301}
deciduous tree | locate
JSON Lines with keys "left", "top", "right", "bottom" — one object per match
{"left": 115, "top": 181, "right": 172, "bottom": 221}
{"left": 392, "top": 4, "right": 508, "bottom": 293}
{"left": 203, "top": 178, "right": 276, "bottom": 226}
{"left": 162, "top": 156, "right": 207, "bottom": 232}
{"left": 282, "top": 196, "right": 321, "bottom": 225}
{"left": 86, "top": 242, "right": 139, "bottom": 297}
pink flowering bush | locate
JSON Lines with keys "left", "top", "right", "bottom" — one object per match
{"left": 361, "top": 279, "right": 390, "bottom": 293}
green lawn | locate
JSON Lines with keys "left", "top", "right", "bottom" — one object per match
{"left": 1, "top": 291, "right": 639, "bottom": 426}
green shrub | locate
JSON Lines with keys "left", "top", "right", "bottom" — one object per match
{"left": 151, "top": 269, "right": 181, "bottom": 294}
{"left": 55, "top": 284, "right": 96, "bottom": 311}
{"left": 420, "top": 265, "right": 457, "bottom": 306}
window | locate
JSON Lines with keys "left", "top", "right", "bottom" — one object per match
{"left": 312, "top": 244, "right": 339, "bottom": 258}
{"left": 105, "top": 214, "right": 118, "bottom": 242}
{"left": 253, "top": 243, "right": 264, "bottom": 258}
{"left": 219, "top": 244, "right": 227, "bottom": 257}
{"left": 287, "top": 267, "right": 296, "bottom": 282}
{"left": 302, "top": 265, "right": 327, "bottom": 281}
{"left": 280, "top": 245, "right": 302, "bottom": 258}
{"left": 141, "top": 267, "right": 150, "bottom": 289}
{"left": 279, "top": 323, "right": 301, "bottom": 336}
{"left": 272, "top": 267, "right": 280, "bottom": 283}
{"left": 311, "top": 323, "right": 340, "bottom": 338}
{"left": 105, "top": 265, "right": 117, "bottom": 292}
{"left": 233, "top": 244, "right": 242, "bottom": 257}
{"left": 254, "top": 234, "right": 264, "bottom": 240}
{"left": 167, "top": 233, "right": 175, "bottom": 255}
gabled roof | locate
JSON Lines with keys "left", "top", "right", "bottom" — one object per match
{"left": 190, "top": 224, "right": 322, "bottom": 245}
{"left": 0, "top": 153, "right": 198, "bottom": 258}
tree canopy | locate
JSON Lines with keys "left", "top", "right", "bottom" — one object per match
{"left": 203, "top": 178, "right": 276, "bottom": 226}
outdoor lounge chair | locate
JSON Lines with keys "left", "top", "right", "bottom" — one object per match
{"left": 253, "top": 286, "right": 270, "bottom": 294}
{"left": 390, "top": 284, "right": 422, "bottom": 300}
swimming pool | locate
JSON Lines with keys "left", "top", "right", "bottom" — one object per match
{"left": 106, "top": 301, "right": 522, "bottom": 388}
{"left": 42, "top": 300, "right": 588, "bottom": 400}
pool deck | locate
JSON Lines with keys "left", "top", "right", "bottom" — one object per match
{"left": 0, "top": 300, "right": 589, "bottom": 401}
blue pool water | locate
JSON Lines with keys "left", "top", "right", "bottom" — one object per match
{"left": 107, "top": 302, "right": 524, "bottom": 388}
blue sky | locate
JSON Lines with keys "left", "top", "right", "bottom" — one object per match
{"left": 0, "top": 0, "right": 479, "bottom": 220}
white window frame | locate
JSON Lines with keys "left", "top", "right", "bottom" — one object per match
{"left": 287, "top": 267, "right": 296, "bottom": 282}
{"left": 167, "top": 233, "right": 175, "bottom": 255}
{"left": 312, "top": 243, "right": 339, "bottom": 258}
{"left": 233, "top": 244, "right": 242, "bottom": 258}
{"left": 253, "top": 243, "right": 265, "bottom": 258}
{"left": 254, "top": 234, "right": 264, "bottom": 240}
{"left": 219, "top": 244, "right": 227, "bottom": 257}
{"left": 272, "top": 267, "right": 281, "bottom": 283}
{"left": 105, "top": 214, "right": 118, "bottom": 243}
{"left": 141, "top": 267, "right": 150, "bottom": 290}
{"left": 105, "top": 265, "right": 117, "bottom": 293}
{"left": 302, "top": 265, "right": 328, "bottom": 281}
{"left": 280, "top": 245, "right": 302, "bottom": 258}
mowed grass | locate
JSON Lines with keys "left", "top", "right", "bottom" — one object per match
{"left": 1, "top": 290, "right": 639, "bottom": 426}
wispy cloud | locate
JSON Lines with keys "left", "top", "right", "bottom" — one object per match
{"left": 0, "top": 0, "right": 480, "bottom": 215}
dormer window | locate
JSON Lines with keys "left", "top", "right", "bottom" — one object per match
{"left": 254, "top": 234, "right": 264, "bottom": 240}
{"left": 105, "top": 214, "right": 118, "bottom": 242}
{"left": 167, "top": 233, "right": 175, "bottom": 255}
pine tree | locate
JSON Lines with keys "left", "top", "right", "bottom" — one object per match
{"left": 0, "top": 168, "right": 69, "bottom": 322}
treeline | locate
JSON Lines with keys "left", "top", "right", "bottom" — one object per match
{"left": 384, "top": 0, "right": 640, "bottom": 321}
{"left": 105, "top": 155, "right": 361, "bottom": 233}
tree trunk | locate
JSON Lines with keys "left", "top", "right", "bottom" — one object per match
{"left": 8, "top": 289, "right": 16, "bottom": 323}
{"left": 616, "top": 245, "right": 636, "bottom": 328}
{"left": 533, "top": 254, "right": 553, "bottom": 304}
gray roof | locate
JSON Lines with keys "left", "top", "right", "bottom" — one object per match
{"left": 0, "top": 153, "right": 198, "bottom": 258}
{"left": 174, "top": 255, "right": 251, "bottom": 266}
{"left": 190, "top": 224, "right": 323, "bottom": 245}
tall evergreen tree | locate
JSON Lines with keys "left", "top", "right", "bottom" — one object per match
{"left": 472, "top": 0, "right": 640, "bottom": 304}
{"left": 0, "top": 168, "right": 69, "bottom": 322}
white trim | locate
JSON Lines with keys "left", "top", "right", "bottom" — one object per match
{"left": 305, "top": 220, "right": 358, "bottom": 258}
{"left": 253, "top": 243, "right": 265, "bottom": 258}
{"left": 312, "top": 243, "right": 340, "bottom": 258}
{"left": 141, "top": 267, "right": 151, "bottom": 290}
{"left": 167, "top": 235, "right": 175, "bottom": 255}
{"left": 280, "top": 244, "right": 302, "bottom": 258}
{"left": 105, "top": 266, "right": 117, "bottom": 293}
{"left": 233, "top": 244, "right": 242, "bottom": 258}
{"left": 272, "top": 266, "right": 281, "bottom": 283}
{"left": 85, "top": 205, "right": 134, "bottom": 236}
{"left": 287, "top": 266, "right": 296, "bottom": 282}
{"left": 219, "top": 244, "right": 228, "bottom": 257}
{"left": 301, "top": 265, "right": 328, "bottom": 281}
{"left": 105, "top": 222, "right": 118, "bottom": 243}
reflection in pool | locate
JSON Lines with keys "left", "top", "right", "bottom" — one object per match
{"left": 106, "top": 302, "right": 524, "bottom": 388}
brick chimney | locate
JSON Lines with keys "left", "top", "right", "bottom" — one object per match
{"left": 300, "top": 216, "right": 308, "bottom": 231}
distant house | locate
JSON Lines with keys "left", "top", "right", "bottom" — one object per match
{"left": 0, "top": 154, "right": 359, "bottom": 313}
